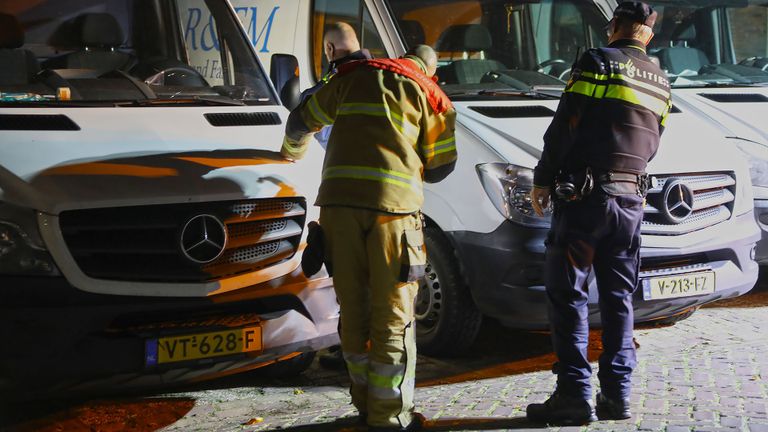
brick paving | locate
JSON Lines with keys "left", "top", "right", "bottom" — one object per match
{"left": 4, "top": 288, "right": 767, "bottom": 432}
{"left": 151, "top": 288, "right": 768, "bottom": 432}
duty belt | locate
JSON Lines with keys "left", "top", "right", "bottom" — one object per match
{"left": 595, "top": 171, "right": 643, "bottom": 184}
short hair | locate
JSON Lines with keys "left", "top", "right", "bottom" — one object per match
{"left": 614, "top": 17, "right": 653, "bottom": 42}
{"left": 323, "top": 22, "right": 360, "bottom": 52}
{"left": 406, "top": 44, "right": 438, "bottom": 76}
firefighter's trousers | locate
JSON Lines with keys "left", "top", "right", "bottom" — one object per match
{"left": 319, "top": 206, "right": 425, "bottom": 429}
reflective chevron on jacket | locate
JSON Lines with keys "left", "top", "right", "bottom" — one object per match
{"left": 282, "top": 56, "right": 457, "bottom": 214}
{"left": 534, "top": 39, "right": 672, "bottom": 187}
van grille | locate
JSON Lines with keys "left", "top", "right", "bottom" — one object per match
{"left": 642, "top": 173, "right": 735, "bottom": 236}
{"left": 59, "top": 198, "right": 306, "bottom": 282}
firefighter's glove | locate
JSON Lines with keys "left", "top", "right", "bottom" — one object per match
{"left": 301, "top": 221, "right": 327, "bottom": 277}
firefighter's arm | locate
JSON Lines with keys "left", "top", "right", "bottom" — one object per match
{"left": 533, "top": 51, "right": 602, "bottom": 187}
{"left": 419, "top": 107, "right": 457, "bottom": 183}
{"left": 281, "top": 79, "right": 341, "bottom": 160}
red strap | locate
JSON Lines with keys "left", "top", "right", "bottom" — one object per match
{"left": 337, "top": 58, "right": 453, "bottom": 114}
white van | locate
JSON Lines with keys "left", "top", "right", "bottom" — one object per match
{"left": 248, "top": 0, "right": 760, "bottom": 356}
{"left": 0, "top": 0, "right": 338, "bottom": 397}
{"left": 602, "top": 0, "right": 768, "bottom": 264}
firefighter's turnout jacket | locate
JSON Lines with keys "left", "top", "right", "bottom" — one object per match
{"left": 533, "top": 38, "right": 672, "bottom": 187}
{"left": 282, "top": 56, "right": 457, "bottom": 214}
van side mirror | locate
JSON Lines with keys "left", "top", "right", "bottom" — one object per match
{"left": 270, "top": 53, "right": 301, "bottom": 111}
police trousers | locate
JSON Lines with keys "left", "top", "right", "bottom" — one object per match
{"left": 545, "top": 192, "right": 644, "bottom": 401}
{"left": 319, "top": 206, "right": 425, "bottom": 428}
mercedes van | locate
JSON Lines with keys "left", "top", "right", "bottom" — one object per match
{"left": 0, "top": 0, "right": 337, "bottom": 397}
{"left": 246, "top": 0, "right": 760, "bottom": 356}
{"left": 602, "top": 0, "right": 768, "bottom": 263}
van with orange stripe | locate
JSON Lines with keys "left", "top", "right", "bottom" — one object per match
{"left": 0, "top": 0, "right": 337, "bottom": 397}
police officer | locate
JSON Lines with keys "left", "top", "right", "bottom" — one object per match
{"left": 527, "top": 2, "right": 671, "bottom": 425}
{"left": 282, "top": 45, "right": 456, "bottom": 432}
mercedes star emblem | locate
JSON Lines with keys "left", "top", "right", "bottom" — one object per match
{"left": 662, "top": 180, "right": 695, "bottom": 224}
{"left": 180, "top": 214, "right": 228, "bottom": 264}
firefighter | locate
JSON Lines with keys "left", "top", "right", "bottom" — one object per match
{"left": 282, "top": 45, "right": 456, "bottom": 431}
{"left": 526, "top": 2, "right": 671, "bottom": 425}
{"left": 304, "top": 22, "right": 373, "bottom": 370}
{"left": 301, "top": 22, "right": 373, "bottom": 150}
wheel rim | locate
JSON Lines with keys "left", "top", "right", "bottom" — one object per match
{"left": 415, "top": 259, "right": 443, "bottom": 336}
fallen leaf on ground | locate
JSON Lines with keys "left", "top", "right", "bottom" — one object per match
{"left": 243, "top": 417, "right": 264, "bottom": 425}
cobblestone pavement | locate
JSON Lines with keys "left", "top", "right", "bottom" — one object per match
{"left": 4, "top": 287, "right": 768, "bottom": 432}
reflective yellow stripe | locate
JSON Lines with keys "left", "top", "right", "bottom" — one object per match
{"left": 661, "top": 100, "right": 672, "bottom": 127}
{"left": 610, "top": 73, "right": 670, "bottom": 100}
{"left": 433, "top": 145, "right": 457, "bottom": 156}
{"left": 307, "top": 96, "right": 333, "bottom": 125}
{"left": 338, "top": 102, "right": 389, "bottom": 116}
{"left": 390, "top": 111, "right": 420, "bottom": 143}
{"left": 581, "top": 71, "right": 608, "bottom": 81}
{"left": 369, "top": 371, "right": 403, "bottom": 390}
{"left": 344, "top": 352, "right": 369, "bottom": 385}
{"left": 369, "top": 361, "right": 408, "bottom": 400}
{"left": 338, "top": 103, "right": 419, "bottom": 143}
{"left": 604, "top": 85, "right": 669, "bottom": 117}
{"left": 566, "top": 80, "right": 607, "bottom": 98}
{"left": 323, "top": 165, "right": 421, "bottom": 191}
{"left": 422, "top": 136, "right": 456, "bottom": 157}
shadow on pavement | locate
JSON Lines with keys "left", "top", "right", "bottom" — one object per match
{"left": 416, "top": 319, "right": 604, "bottom": 387}
{"left": 0, "top": 397, "right": 195, "bottom": 432}
{"left": 257, "top": 416, "right": 544, "bottom": 432}
{"left": 704, "top": 271, "right": 768, "bottom": 309}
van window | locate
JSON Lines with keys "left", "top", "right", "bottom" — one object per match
{"left": 1, "top": 0, "right": 275, "bottom": 105}
{"left": 728, "top": 5, "right": 768, "bottom": 62}
{"left": 311, "top": 0, "right": 386, "bottom": 81}
{"left": 646, "top": 1, "right": 768, "bottom": 87}
{"left": 389, "top": 0, "right": 606, "bottom": 96}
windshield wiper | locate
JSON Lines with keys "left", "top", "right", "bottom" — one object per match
{"left": 114, "top": 96, "right": 245, "bottom": 107}
{"left": 476, "top": 88, "right": 562, "bottom": 99}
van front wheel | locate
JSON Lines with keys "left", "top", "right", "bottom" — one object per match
{"left": 415, "top": 226, "right": 482, "bottom": 357}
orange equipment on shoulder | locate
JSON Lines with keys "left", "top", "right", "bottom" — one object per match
{"left": 336, "top": 58, "right": 454, "bottom": 115}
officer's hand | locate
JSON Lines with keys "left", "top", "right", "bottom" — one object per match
{"left": 530, "top": 186, "right": 551, "bottom": 217}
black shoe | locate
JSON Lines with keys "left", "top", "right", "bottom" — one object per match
{"left": 368, "top": 412, "right": 425, "bottom": 432}
{"left": 596, "top": 392, "right": 632, "bottom": 420}
{"left": 526, "top": 392, "right": 597, "bottom": 426}
{"left": 318, "top": 346, "right": 346, "bottom": 370}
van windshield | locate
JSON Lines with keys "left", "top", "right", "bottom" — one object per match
{"left": 0, "top": 0, "right": 275, "bottom": 106}
{"left": 645, "top": 1, "right": 768, "bottom": 87}
{"left": 388, "top": 0, "right": 609, "bottom": 97}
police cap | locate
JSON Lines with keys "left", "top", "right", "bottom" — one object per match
{"left": 613, "top": 1, "right": 658, "bottom": 28}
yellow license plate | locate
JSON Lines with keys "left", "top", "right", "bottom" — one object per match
{"left": 642, "top": 271, "right": 716, "bottom": 300}
{"left": 145, "top": 326, "right": 262, "bottom": 366}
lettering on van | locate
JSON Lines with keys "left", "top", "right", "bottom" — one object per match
{"left": 184, "top": 6, "right": 279, "bottom": 53}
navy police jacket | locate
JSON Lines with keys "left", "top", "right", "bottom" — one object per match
{"left": 534, "top": 39, "right": 672, "bottom": 187}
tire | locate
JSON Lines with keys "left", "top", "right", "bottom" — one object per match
{"left": 415, "top": 225, "right": 482, "bottom": 357}
{"left": 255, "top": 351, "right": 316, "bottom": 378}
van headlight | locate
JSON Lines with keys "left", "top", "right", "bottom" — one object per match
{"left": 0, "top": 208, "right": 59, "bottom": 276}
{"left": 476, "top": 163, "right": 551, "bottom": 228}
{"left": 735, "top": 140, "right": 768, "bottom": 186}
{"left": 734, "top": 139, "right": 768, "bottom": 201}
